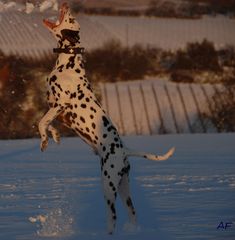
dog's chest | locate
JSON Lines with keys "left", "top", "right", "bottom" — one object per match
{"left": 46, "top": 68, "right": 91, "bottom": 103}
{"left": 46, "top": 69, "right": 121, "bottom": 153}
{"left": 46, "top": 56, "right": 125, "bottom": 158}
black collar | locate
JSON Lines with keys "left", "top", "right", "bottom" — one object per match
{"left": 53, "top": 47, "right": 85, "bottom": 55}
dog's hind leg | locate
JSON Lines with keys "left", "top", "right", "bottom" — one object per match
{"left": 102, "top": 174, "right": 121, "bottom": 234}
{"left": 104, "top": 194, "right": 117, "bottom": 234}
{"left": 118, "top": 174, "right": 137, "bottom": 225}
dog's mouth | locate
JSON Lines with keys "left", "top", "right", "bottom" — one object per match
{"left": 43, "top": 3, "right": 68, "bottom": 29}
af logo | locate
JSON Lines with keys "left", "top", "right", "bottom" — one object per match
{"left": 217, "top": 221, "right": 233, "bottom": 230}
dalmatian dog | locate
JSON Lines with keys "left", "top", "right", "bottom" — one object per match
{"left": 38, "top": 2, "right": 175, "bottom": 234}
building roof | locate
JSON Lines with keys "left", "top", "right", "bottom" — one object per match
{"left": 100, "top": 79, "right": 224, "bottom": 135}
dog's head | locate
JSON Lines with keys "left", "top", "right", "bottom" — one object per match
{"left": 43, "top": 2, "right": 81, "bottom": 48}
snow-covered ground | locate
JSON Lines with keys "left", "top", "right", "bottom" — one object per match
{"left": 0, "top": 10, "right": 235, "bottom": 60}
{"left": 90, "top": 15, "right": 235, "bottom": 50}
{"left": 0, "top": 134, "right": 235, "bottom": 240}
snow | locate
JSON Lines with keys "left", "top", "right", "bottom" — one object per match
{"left": 0, "top": 133, "right": 235, "bottom": 239}
{"left": 25, "top": 0, "right": 59, "bottom": 14}
{"left": 115, "top": 83, "right": 136, "bottom": 134}
{"left": 100, "top": 80, "right": 228, "bottom": 135}
{"left": 138, "top": 83, "right": 162, "bottom": 134}
{"left": 0, "top": 1, "right": 17, "bottom": 12}
{"left": 25, "top": 2, "right": 34, "bottom": 15}
{"left": 39, "top": 0, "right": 58, "bottom": 13}
{"left": 91, "top": 15, "right": 235, "bottom": 50}
{"left": 0, "top": 0, "right": 58, "bottom": 14}
{"left": 1, "top": 11, "right": 235, "bottom": 60}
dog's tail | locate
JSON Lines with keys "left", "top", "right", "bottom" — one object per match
{"left": 125, "top": 147, "right": 175, "bottom": 161}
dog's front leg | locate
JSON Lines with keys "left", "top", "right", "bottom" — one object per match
{"left": 38, "top": 107, "right": 63, "bottom": 151}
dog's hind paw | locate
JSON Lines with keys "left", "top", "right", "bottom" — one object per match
{"left": 123, "top": 222, "right": 141, "bottom": 234}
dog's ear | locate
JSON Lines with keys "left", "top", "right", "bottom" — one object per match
{"left": 61, "top": 29, "right": 80, "bottom": 44}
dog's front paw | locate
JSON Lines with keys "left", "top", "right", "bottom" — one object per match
{"left": 40, "top": 138, "right": 48, "bottom": 152}
{"left": 48, "top": 126, "right": 60, "bottom": 144}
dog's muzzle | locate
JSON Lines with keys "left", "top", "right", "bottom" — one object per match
{"left": 53, "top": 47, "right": 85, "bottom": 55}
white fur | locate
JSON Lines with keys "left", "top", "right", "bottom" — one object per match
{"left": 38, "top": 3, "right": 175, "bottom": 234}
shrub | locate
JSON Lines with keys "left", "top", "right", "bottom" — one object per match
{"left": 203, "top": 85, "right": 235, "bottom": 132}
{"left": 171, "top": 39, "right": 221, "bottom": 72}
{"left": 170, "top": 70, "right": 194, "bottom": 83}
{"left": 218, "top": 45, "right": 235, "bottom": 68}
{"left": 0, "top": 52, "right": 53, "bottom": 139}
{"left": 85, "top": 40, "right": 158, "bottom": 82}
{"left": 0, "top": 55, "right": 32, "bottom": 138}
{"left": 70, "top": 1, "right": 85, "bottom": 13}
